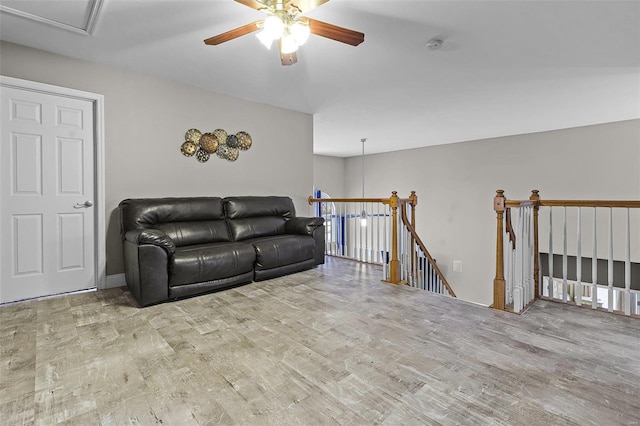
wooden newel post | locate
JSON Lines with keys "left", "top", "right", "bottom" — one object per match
{"left": 493, "top": 190, "right": 506, "bottom": 310}
{"left": 389, "top": 191, "right": 402, "bottom": 284}
{"left": 530, "top": 189, "right": 540, "bottom": 299}
{"left": 409, "top": 191, "right": 417, "bottom": 226}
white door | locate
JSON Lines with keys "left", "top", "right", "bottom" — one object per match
{"left": 1, "top": 86, "right": 96, "bottom": 303}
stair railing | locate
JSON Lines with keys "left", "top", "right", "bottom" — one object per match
{"left": 493, "top": 189, "right": 640, "bottom": 317}
{"left": 399, "top": 194, "right": 456, "bottom": 297}
{"left": 309, "top": 191, "right": 455, "bottom": 297}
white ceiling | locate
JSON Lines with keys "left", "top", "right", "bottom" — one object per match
{"left": 1, "top": 0, "right": 639, "bottom": 157}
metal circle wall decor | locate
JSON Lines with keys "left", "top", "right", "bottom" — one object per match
{"left": 227, "top": 146, "right": 240, "bottom": 161}
{"left": 236, "top": 131, "right": 252, "bottom": 150}
{"left": 200, "top": 133, "right": 219, "bottom": 153}
{"left": 181, "top": 141, "right": 198, "bottom": 157}
{"left": 180, "top": 128, "right": 252, "bottom": 163}
{"left": 216, "top": 144, "right": 232, "bottom": 160}
{"left": 213, "top": 129, "right": 228, "bottom": 146}
{"left": 226, "top": 134, "right": 239, "bottom": 148}
{"left": 195, "top": 148, "right": 210, "bottom": 163}
{"left": 185, "top": 128, "right": 202, "bottom": 144}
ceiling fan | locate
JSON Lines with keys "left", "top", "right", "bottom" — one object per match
{"left": 204, "top": 0, "right": 364, "bottom": 66}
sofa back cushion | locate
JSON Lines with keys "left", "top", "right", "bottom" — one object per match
{"left": 225, "top": 196, "right": 295, "bottom": 241}
{"left": 119, "top": 197, "right": 231, "bottom": 246}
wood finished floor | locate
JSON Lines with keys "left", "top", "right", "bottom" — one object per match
{"left": 1, "top": 257, "right": 639, "bottom": 426}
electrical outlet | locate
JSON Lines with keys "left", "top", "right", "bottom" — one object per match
{"left": 453, "top": 260, "right": 463, "bottom": 273}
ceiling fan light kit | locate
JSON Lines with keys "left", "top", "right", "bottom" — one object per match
{"left": 256, "top": 15, "right": 285, "bottom": 48}
{"left": 204, "top": 0, "right": 364, "bottom": 66}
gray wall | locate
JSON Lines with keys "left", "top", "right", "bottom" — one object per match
{"left": 313, "top": 155, "right": 345, "bottom": 198}
{"left": 0, "top": 41, "right": 314, "bottom": 277}
{"left": 4, "top": 41, "right": 638, "bottom": 302}
{"left": 340, "top": 120, "right": 640, "bottom": 305}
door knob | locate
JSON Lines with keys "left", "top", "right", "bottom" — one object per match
{"left": 74, "top": 201, "right": 94, "bottom": 208}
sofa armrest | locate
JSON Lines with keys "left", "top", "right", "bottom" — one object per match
{"left": 285, "top": 217, "right": 325, "bottom": 236}
{"left": 125, "top": 229, "right": 176, "bottom": 256}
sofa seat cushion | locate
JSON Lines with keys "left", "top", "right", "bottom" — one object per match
{"left": 246, "top": 235, "right": 315, "bottom": 271}
{"left": 170, "top": 242, "right": 256, "bottom": 286}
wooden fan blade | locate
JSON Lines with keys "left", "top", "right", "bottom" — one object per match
{"left": 204, "top": 20, "right": 264, "bottom": 45}
{"left": 278, "top": 39, "right": 298, "bottom": 65}
{"left": 284, "top": 0, "right": 329, "bottom": 14}
{"left": 234, "top": 0, "right": 270, "bottom": 11}
{"left": 305, "top": 18, "right": 364, "bottom": 46}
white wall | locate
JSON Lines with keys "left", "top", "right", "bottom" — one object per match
{"left": 0, "top": 41, "right": 314, "bottom": 276}
{"left": 313, "top": 155, "right": 345, "bottom": 198}
{"left": 343, "top": 120, "right": 640, "bottom": 305}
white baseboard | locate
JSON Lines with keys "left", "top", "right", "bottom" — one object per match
{"left": 104, "top": 273, "right": 126, "bottom": 289}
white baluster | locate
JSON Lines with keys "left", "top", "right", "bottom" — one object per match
{"left": 625, "top": 208, "right": 631, "bottom": 316}
{"left": 562, "top": 206, "right": 568, "bottom": 303}
{"left": 369, "top": 202, "right": 373, "bottom": 261}
{"left": 528, "top": 206, "right": 535, "bottom": 304}
{"left": 375, "top": 202, "right": 380, "bottom": 263}
{"left": 337, "top": 203, "right": 342, "bottom": 256}
{"left": 548, "top": 207, "right": 554, "bottom": 298}
{"left": 358, "top": 202, "right": 363, "bottom": 261}
{"left": 335, "top": 203, "right": 339, "bottom": 256}
{"left": 608, "top": 208, "right": 614, "bottom": 312}
{"left": 521, "top": 207, "right": 524, "bottom": 306}
{"left": 592, "top": 207, "right": 598, "bottom": 309}
{"left": 504, "top": 213, "right": 513, "bottom": 305}
{"left": 514, "top": 207, "right": 524, "bottom": 313}
{"left": 576, "top": 207, "right": 582, "bottom": 306}
{"left": 405, "top": 227, "right": 411, "bottom": 285}
{"left": 359, "top": 202, "right": 364, "bottom": 261}
{"left": 524, "top": 206, "right": 530, "bottom": 306}
{"left": 400, "top": 220, "right": 405, "bottom": 281}
{"left": 522, "top": 207, "right": 528, "bottom": 305}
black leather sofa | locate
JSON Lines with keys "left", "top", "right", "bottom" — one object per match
{"left": 119, "top": 196, "right": 325, "bottom": 307}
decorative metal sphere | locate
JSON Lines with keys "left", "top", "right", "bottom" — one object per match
{"left": 195, "top": 148, "right": 210, "bottom": 163}
{"left": 181, "top": 141, "right": 197, "bottom": 157}
{"left": 185, "top": 129, "right": 202, "bottom": 144}
{"left": 213, "top": 129, "right": 228, "bottom": 146}
{"left": 217, "top": 144, "right": 239, "bottom": 161}
{"left": 226, "top": 134, "right": 239, "bottom": 148}
{"left": 200, "top": 133, "right": 219, "bottom": 153}
{"left": 226, "top": 146, "right": 240, "bottom": 161}
{"left": 236, "top": 131, "right": 252, "bottom": 150}
{"left": 216, "top": 144, "right": 231, "bottom": 160}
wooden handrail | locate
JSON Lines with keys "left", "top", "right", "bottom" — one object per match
{"left": 502, "top": 198, "right": 640, "bottom": 209}
{"left": 400, "top": 201, "right": 457, "bottom": 297}
{"left": 505, "top": 207, "right": 516, "bottom": 250}
{"left": 308, "top": 196, "right": 412, "bottom": 205}
{"left": 505, "top": 200, "right": 536, "bottom": 208}
{"left": 539, "top": 200, "right": 640, "bottom": 208}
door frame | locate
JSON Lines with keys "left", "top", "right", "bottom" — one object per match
{"left": 0, "top": 75, "right": 106, "bottom": 290}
